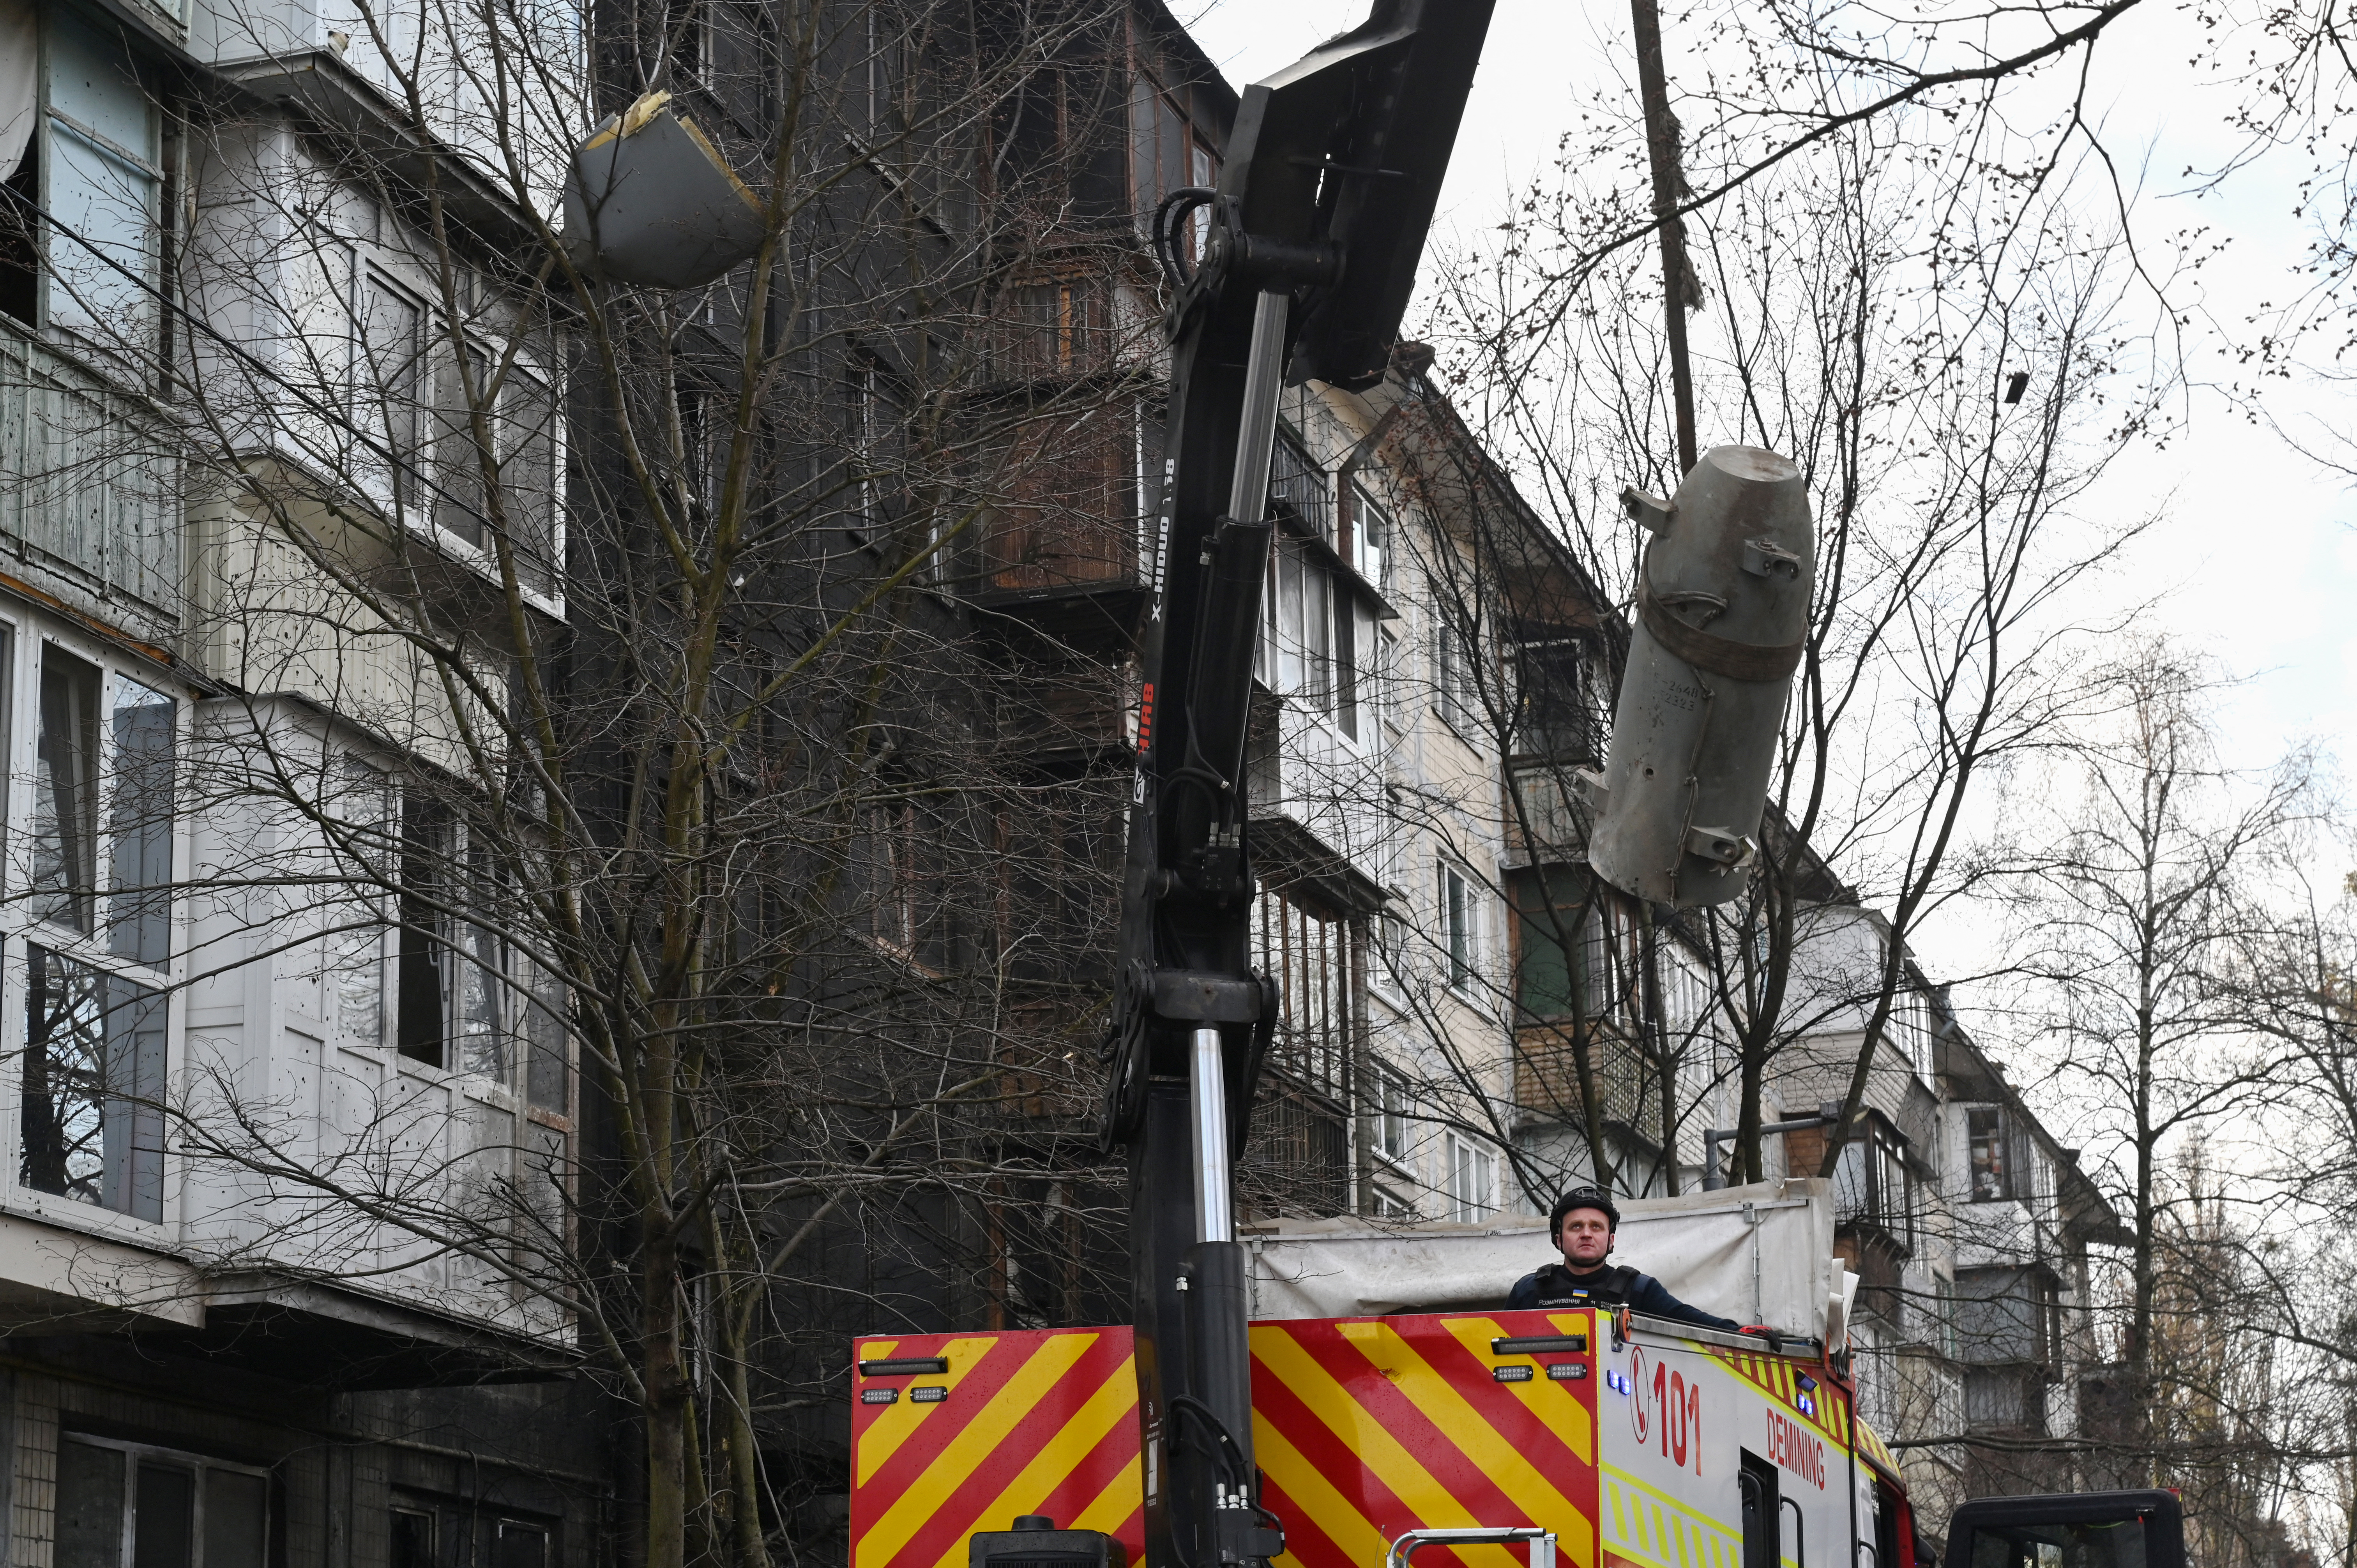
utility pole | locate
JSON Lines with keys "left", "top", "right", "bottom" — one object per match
{"left": 1629, "top": 0, "right": 1697, "bottom": 476}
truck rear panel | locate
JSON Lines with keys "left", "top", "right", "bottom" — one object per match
{"left": 852, "top": 1312, "right": 1873, "bottom": 1568}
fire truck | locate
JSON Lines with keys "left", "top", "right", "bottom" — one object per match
{"left": 848, "top": 1307, "right": 2181, "bottom": 1568}
{"left": 850, "top": 1308, "right": 1899, "bottom": 1568}
{"left": 845, "top": 6, "right": 2189, "bottom": 1568}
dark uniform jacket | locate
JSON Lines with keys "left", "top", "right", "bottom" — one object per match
{"left": 1506, "top": 1262, "right": 1741, "bottom": 1332}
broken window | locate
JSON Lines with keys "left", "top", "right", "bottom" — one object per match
{"left": 56, "top": 1437, "right": 270, "bottom": 1568}
{"left": 1967, "top": 1105, "right": 2011, "bottom": 1201}
{"left": 31, "top": 645, "right": 100, "bottom": 933}
{"left": 1128, "top": 71, "right": 1218, "bottom": 242}
{"left": 20, "top": 943, "right": 163, "bottom": 1218}
{"left": 1834, "top": 1114, "right": 1915, "bottom": 1248}
{"left": 1251, "top": 885, "right": 1354, "bottom": 1097}
{"left": 396, "top": 796, "right": 507, "bottom": 1077}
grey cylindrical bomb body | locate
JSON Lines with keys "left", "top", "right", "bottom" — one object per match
{"left": 1589, "top": 445, "right": 1814, "bottom": 907}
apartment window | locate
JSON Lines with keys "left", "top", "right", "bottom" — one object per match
{"left": 326, "top": 759, "right": 392, "bottom": 1049}
{"left": 1893, "top": 987, "right": 1934, "bottom": 1082}
{"left": 1441, "top": 863, "right": 1475, "bottom": 991}
{"left": 0, "top": 129, "right": 35, "bottom": 325}
{"left": 1834, "top": 1115, "right": 1914, "bottom": 1247}
{"left": 1370, "top": 906, "right": 1406, "bottom": 999}
{"left": 389, "top": 1503, "right": 553, "bottom": 1568}
{"left": 1128, "top": 71, "right": 1217, "bottom": 238}
{"left": 433, "top": 340, "right": 491, "bottom": 546}
{"left": 497, "top": 364, "right": 560, "bottom": 592}
{"left": 55, "top": 1434, "right": 268, "bottom": 1568}
{"left": 1435, "top": 598, "right": 1476, "bottom": 737}
{"left": 1509, "top": 866, "right": 1588, "bottom": 1020}
{"left": 1375, "top": 1065, "right": 1409, "bottom": 1165}
{"left": 1267, "top": 540, "right": 1378, "bottom": 744}
{"left": 42, "top": 9, "right": 159, "bottom": 340}
{"left": 1377, "top": 626, "right": 1401, "bottom": 731}
{"left": 1511, "top": 638, "right": 1592, "bottom": 760}
{"left": 1967, "top": 1106, "right": 2014, "bottom": 1201}
{"left": 495, "top": 1520, "right": 551, "bottom": 1568}
{"left": 1336, "top": 593, "right": 1369, "bottom": 742}
{"left": 108, "top": 676, "right": 174, "bottom": 966}
{"left": 390, "top": 1510, "right": 436, "bottom": 1568}
{"left": 396, "top": 797, "right": 505, "bottom": 1076}
{"left": 997, "top": 276, "right": 1108, "bottom": 380}
{"left": 32, "top": 647, "right": 100, "bottom": 932}
{"left": 363, "top": 281, "right": 427, "bottom": 512}
{"left": 21, "top": 944, "right": 164, "bottom": 1221}
{"left": 1371, "top": 1183, "right": 1412, "bottom": 1220}
{"left": 1953, "top": 1267, "right": 2062, "bottom": 1369}
{"left": 1346, "top": 484, "right": 1390, "bottom": 592}
{"left": 1270, "top": 537, "right": 1329, "bottom": 708}
{"left": 1447, "top": 1134, "right": 1495, "bottom": 1223}
{"left": 864, "top": 4, "right": 906, "bottom": 138}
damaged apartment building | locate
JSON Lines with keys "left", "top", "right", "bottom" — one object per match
{"left": 0, "top": 0, "right": 597, "bottom": 1552}
{"left": 0, "top": 0, "right": 2138, "bottom": 1556}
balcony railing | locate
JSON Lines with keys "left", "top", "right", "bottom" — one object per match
{"left": 1238, "top": 1074, "right": 1349, "bottom": 1219}
{"left": 0, "top": 323, "right": 179, "bottom": 625}
{"left": 1270, "top": 429, "right": 1332, "bottom": 543}
{"left": 1514, "top": 1020, "right": 1651, "bottom": 1131}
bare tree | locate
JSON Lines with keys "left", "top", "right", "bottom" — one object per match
{"left": 1994, "top": 644, "right": 2312, "bottom": 1474}
{"left": 1421, "top": 67, "right": 2174, "bottom": 1194}
{"left": 0, "top": 3, "right": 1200, "bottom": 1565}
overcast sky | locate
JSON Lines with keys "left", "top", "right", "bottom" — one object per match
{"left": 1181, "top": 0, "right": 2357, "bottom": 800}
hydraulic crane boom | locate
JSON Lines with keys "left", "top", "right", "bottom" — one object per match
{"left": 1097, "top": 8, "right": 1497, "bottom": 1568}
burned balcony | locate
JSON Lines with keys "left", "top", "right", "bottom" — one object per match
{"left": 961, "top": 401, "right": 1149, "bottom": 636}
{"left": 985, "top": 275, "right": 1124, "bottom": 385}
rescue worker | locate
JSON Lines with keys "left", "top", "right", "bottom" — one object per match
{"left": 1508, "top": 1187, "right": 1742, "bottom": 1331}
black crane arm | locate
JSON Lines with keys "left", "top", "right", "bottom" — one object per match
{"left": 1096, "top": 9, "right": 1497, "bottom": 1568}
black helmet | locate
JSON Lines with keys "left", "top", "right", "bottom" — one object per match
{"left": 1550, "top": 1186, "right": 1620, "bottom": 1237}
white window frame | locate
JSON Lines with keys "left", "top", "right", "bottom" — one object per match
{"left": 1447, "top": 1132, "right": 1496, "bottom": 1224}
{"left": 3, "top": 616, "right": 187, "bottom": 1239}
{"left": 1439, "top": 860, "right": 1477, "bottom": 994}
{"left": 1372, "top": 1061, "right": 1412, "bottom": 1172}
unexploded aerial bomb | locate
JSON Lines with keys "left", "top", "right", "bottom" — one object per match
{"left": 1586, "top": 444, "right": 1815, "bottom": 908}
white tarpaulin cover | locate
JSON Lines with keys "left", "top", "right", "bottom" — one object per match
{"left": 1244, "top": 1178, "right": 1838, "bottom": 1337}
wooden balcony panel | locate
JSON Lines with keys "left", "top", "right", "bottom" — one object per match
{"left": 0, "top": 323, "right": 180, "bottom": 633}
{"left": 969, "top": 404, "right": 1145, "bottom": 625}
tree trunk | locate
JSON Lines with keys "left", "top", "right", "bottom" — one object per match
{"left": 1629, "top": 0, "right": 1698, "bottom": 475}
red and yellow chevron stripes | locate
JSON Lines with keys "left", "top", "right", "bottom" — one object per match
{"left": 1703, "top": 1345, "right": 1846, "bottom": 1448}
{"left": 851, "top": 1330, "right": 1145, "bottom": 1568}
{"left": 852, "top": 1310, "right": 1603, "bottom": 1568}
{"left": 1853, "top": 1418, "right": 1899, "bottom": 1481}
{"left": 1251, "top": 1312, "right": 1600, "bottom": 1568}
